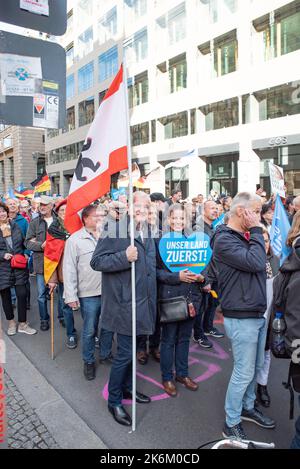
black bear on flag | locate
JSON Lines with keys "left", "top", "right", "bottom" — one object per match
{"left": 75, "top": 138, "right": 101, "bottom": 182}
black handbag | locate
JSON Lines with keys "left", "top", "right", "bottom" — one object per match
{"left": 159, "top": 296, "right": 189, "bottom": 324}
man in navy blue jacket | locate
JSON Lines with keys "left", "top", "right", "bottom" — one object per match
{"left": 212, "top": 192, "right": 276, "bottom": 440}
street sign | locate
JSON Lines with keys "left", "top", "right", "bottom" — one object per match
{"left": 0, "top": 31, "right": 66, "bottom": 129}
{"left": 0, "top": 0, "right": 67, "bottom": 36}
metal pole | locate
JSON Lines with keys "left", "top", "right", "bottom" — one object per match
{"left": 50, "top": 291, "right": 55, "bottom": 360}
{"left": 122, "top": 57, "right": 137, "bottom": 432}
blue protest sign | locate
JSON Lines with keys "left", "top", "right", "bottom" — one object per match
{"left": 212, "top": 214, "right": 225, "bottom": 230}
{"left": 159, "top": 231, "right": 212, "bottom": 274}
{"left": 111, "top": 188, "right": 127, "bottom": 201}
{"left": 270, "top": 194, "right": 291, "bottom": 264}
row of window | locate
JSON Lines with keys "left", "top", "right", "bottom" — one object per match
{"left": 49, "top": 81, "right": 300, "bottom": 150}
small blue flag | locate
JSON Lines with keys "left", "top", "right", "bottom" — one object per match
{"left": 212, "top": 214, "right": 225, "bottom": 230}
{"left": 8, "top": 187, "right": 16, "bottom": 199}
{"left": 270, "top": 195, "right": 292, "bottom": 264}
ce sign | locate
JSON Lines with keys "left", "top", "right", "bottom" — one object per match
{"left": 269, "top": 136, "right": 288, "bottom": 147}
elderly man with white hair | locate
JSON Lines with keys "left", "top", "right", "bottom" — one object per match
{"left": 91, "top": 191, "right": 157, "bottom": 427}
{"left": 212, "top": 192, "right": 276, "bottom": 440}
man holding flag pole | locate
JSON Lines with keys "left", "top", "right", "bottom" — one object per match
{"left": 65, "top": 63, "right": 156, "bottom": 431}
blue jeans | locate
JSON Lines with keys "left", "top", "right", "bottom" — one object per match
{"left": 58, "top": 283, "right": 76, "bottom": 338}
{"left": 291, "top": 395, "right": 300, "bottom": 449}
{"left": 36, "top": 274, "right": 49, "bottom": 321}
{"left": 99, "top": 328, "right": 114, "bottom": 359}
{"left": 79, "top": 296, "right": 101, "bottom": 364}
{"left": 224, "top": 317, "right": 267, "bottom": 428}
{"left": 108, "top": 334, "right": 133, "bottom": 407}
{"left": 160, "top": 318, "right": 195, "bottom": 382}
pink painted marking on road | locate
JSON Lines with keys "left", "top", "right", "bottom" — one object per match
{"left": 102, "top": 354, "right": 224, "bottom": 404}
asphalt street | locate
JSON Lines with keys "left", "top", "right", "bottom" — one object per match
{"left": 1, "top": 277, "right": 297, "bottom": 449}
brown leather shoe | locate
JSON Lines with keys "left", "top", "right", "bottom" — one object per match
{"left": 162, "top": 381, "right": 177, "bottom": 397}
{"left": 137, "top": 351, "right": 148, "bottom": 365}
{"left": 150, "top": 348, "right": 160, "bottom": 362}
{"left": 176, "top": 376, "right": 198, "bottom": 391}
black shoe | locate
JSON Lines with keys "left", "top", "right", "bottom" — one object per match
{"left": 123, "top": 390, "right": 151, "bottom": 404}
{"left": 40, "top": 320, "right": 49, "bottom": 331}
{"left": 99, "top": 353, "right": 114, "bottom": 364}
{"left": 193, "top": 335, "right": 213, "bottom": 349}
{"left": 59, "top": 318, "right": 66, "bottom": 328}
{"left": 241, "top": 408, "right": 276, "bottom": 429}
{"left": 108, "top": 405, "right": 132, "bottom": 427}
{"left": 204, "top": 327, "right": 225, "bottom": 339}
{"left": 257, "top": 384, "right": 271, "bottom": 408}
{"left": 84, "top": 362, "right": 96, "bottom": 381}
{"left": 222, "top": 422, "right": 247, "bottom": 440}
{"left": 67, "top": 336, "right": 77, "bottom": 349}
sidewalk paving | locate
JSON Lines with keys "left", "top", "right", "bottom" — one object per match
{"left": 5, "top": 372, "right": 59, "bottom": 449}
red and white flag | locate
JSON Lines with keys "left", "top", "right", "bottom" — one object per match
{"left": 65, "top": 65, "right": 128, "bottom": 233}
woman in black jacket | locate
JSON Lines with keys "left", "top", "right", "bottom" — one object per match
{"left": 157, "top": 204, "right": 205, "bottom": 397}
{"left": 0, "top": 202, "right": 36, "bottom": 336}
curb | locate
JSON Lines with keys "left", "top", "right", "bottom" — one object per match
{"left": 4, "top": 336, "right": 107, "bottom": 450}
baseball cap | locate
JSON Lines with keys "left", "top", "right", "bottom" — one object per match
{"left": 39, "top": 195, "right": 54, "bottom": 205}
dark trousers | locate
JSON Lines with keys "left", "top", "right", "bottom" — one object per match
{"left": 291, "top": 395, "right": 300, "bottom": 449}
{"left": 137, "top": 315, "right": 161, "bottom": 352}
{"left": 1, "top": 286, "right": 27, "bottom": 323}
{"left": 194, "top": 293, "right": 218, "bottom": 339}
{"left": 160, "top": 317, "right": 195, "bottom": 382}
{"left": 108, "top": 334, "right": 133, "bottom": 407}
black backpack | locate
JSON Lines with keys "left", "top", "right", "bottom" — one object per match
{"left": 271, "top": 270, "right": 292, "bottom": 359}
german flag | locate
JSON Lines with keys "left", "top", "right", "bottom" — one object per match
{"left": 31, "top": 171, "right": 51, "bottom": 194}
{"left": 14, "top": 189, "right": 34, "bottom": 199}
{"left": 44, "top": 232, "right": 65, "bottom": 284}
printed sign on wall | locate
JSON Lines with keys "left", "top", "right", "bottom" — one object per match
{"left": 20, "top": 0, "right": 49, "bottom": 16}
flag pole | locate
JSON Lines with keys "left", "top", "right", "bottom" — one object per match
{"left": 122, "top": 58, "right": 137, "bottom": 432}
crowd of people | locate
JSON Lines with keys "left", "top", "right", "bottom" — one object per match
{"left": 0, "top": 187, "right": 300, "bottom": 448}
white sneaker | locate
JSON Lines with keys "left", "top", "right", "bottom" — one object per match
{"left": 7, "top": 321, "right": 17, "bottom": 336}
{"left": 18, "top": 323, "right": 37, "bottom": 335}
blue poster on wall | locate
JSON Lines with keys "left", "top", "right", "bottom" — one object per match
{"left": 159, "top": 231, "right": 212, "bottom": 274}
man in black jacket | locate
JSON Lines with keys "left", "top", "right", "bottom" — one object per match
{"left": 91, "top": 192, "right": 157, "bottom": 427}
{"left": 212, "top": 192, "right": 276, "bottom": 440}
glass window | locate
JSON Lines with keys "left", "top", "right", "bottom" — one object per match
{"left": 78, "top": 62, "right": 94, "bottom": 93}
{"left": 169, "top": 54, "right": 187, "bottom": 93}
{"left": 78, "top": 0, "right": 93, "bottom": 23}
{"left": 124, "top": 0, "right": 147, "bottom": 19}
{"left": 99, "top": 46, "right": 118, "bottom": 82}
{"left": 151, "top": 120, "right": 156, "bottom": 142}
{"left": 128, "top": 71, "right": 148, "bottom": 108}
{"left": 203, "top": 0, "right": 238, "bottom": 24}
{"left": 66, "top": 43, "right": 74, "bottom": 69}
{"left": 159, "top": 112, "right": 188, "bottom": 139}
{"left": 66, "top": 74, "right": 75, "bottom": 100}
{"left": 254, "top": 1, "right": 300, "bottom": 61}
{"left": 78, "top": 27, "right": 93, "bottom": 59}
{"left": 165, "top": 165, "right": 189, "bottom": 198}
{"left": 98, "top": 6, "right": 117, "bottom": 44}
{"left": 3, "top": 136, "right": 12, "bottom": 148}
{"left": 126, "top": 28, "right": 148, "bottom": 64}
{"left": 63, "top": 106, "right": 76, "bottom": 133}
{"left": 199, "top": 98, "right": 239, "bottom": 131}
{"left": 79, "top": 97, "right": 95, "bottom": 127}
{"left": 254, "top": 82, "right": 300, "bottom": 121}
{"left": 199, "top": 30, "right": 237, "bottom": 77}
{"left": 131, "top": 122, "right": 149, "bottom": 146}
{"left": 99, "top": 89, "right": 108, "bottom": 106}
{"left": 168, "top": 3, "right": 186, "bottom": 45}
